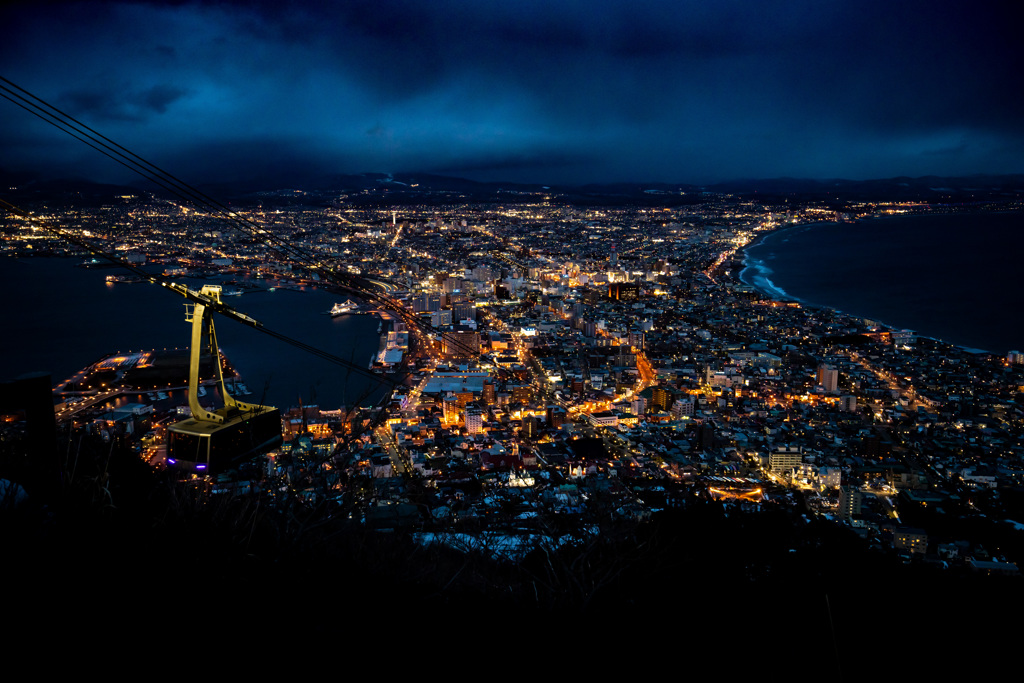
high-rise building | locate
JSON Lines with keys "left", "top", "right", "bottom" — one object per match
{"left": 547, "top": 404, "right": 567, "bottom": 428}
{"left": 817, "top": 364, "right": 838, "bottom": 393}
{"left": 839, "top": 485, "right": 863, "bottom": 520}
{"left": 511, "top": 384, "right": 534, "bottom": 404}
{"left": 628, "top": 329, "right": 645, "bottom": 351}
{"left": 671, "top": 398, "right": 693, "bottom": 417}
{"left": 464, "top": 407, "right": 483, "bottom": 434}
{"left": 431, "top": 309, "right": 453, "bottom": 327}
{"left": 417, "top": 293, "right": 442, "bottom": 312}
{"left": 443, "top": 327, "right": 480, "bottom": 358}
{"left": 651, "top": 386, "right": 676, "bottom": 412}
{"left": 608, "top": 282, "right": 640, "bottom": 301}
{"left": 630, "top": 396, "right": 647, "bottom": 416}
{"left": 696, "top": 423, "right": 715, "bottom": 451}
{"left": 452, "top": 301, "right": 475, "bottom": 322}
{"left": 522, "top": 414, "right": 541, "bottom": 438}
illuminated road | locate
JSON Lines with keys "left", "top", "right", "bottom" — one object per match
{"left": 850, "top": 350, "right": 935, "bottom": 412}
{"left": 55, "top": 387, "right": 129, "bottom": 419}
{"left": 375, "top": 424, "right": 412, "bottom": 476}
{"left": 365, "top": 278, "right": 399, "bottom": 293}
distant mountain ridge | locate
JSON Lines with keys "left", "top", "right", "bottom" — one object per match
{"left": 3, "top": 169, "right": 1023, "bottom": 206}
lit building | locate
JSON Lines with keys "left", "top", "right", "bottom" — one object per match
{"left": 443, "top": 328, "right": 480, "bottom": 358}
{"left": 894, "top": 527, "right": 928, "bottom": 555}
{"left": 671, "top": 398, "right": 694, "bottom": 417}
{"left": 608, "top": 282, "right": 640, "bottom": 301}
{"left": 817, "top": 364, "right": 838, "bottom": 393}
{"left": 511, "top": 384, "right": 534, "bottom": 404}
{"left": 464, "top": 407, "right": 483, "bottom": 434}
{"left": 431, "top": 309, "right": 452, "bottom": 327}
{"left": 522, "top": 414, "right": 541, "bottom": 437}
{"left": 769, "top": 446, "right": 803, "bottom": 476}
{"left": 628, "top": 329, "right": 645, "bottom": 351}
{"left": 630, "top": 396, "right": 647, "bottom": 416}
{"left": 839, "top": 485, "right": 863, "bottom": 520}
{"left": 452, "top": 301, "right": 476, "bottom": 322}
{"left": 651, "top": 386, "right": 677, "bottom": 412}
{"left": 547, "top": 404, "right": 567, "bottom": 428}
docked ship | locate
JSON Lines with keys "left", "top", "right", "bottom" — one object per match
{"left": 105, "top": 274, "right": 144, "bottom": 284}
{"left": 331, "top": 299, "right": 361, "bottom": 316}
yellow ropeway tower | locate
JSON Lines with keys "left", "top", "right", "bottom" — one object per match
{"left": 167, "top": 285, "right": 281, "bottom": 473}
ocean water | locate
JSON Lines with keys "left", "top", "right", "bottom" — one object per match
{"left": 740, "top": 211, "right": 1024, "bottom": 354}
{"left": 0, "top": 258, "right": 389, "bottom": 408}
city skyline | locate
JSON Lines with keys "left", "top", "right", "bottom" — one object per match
{"left": 2, "top": 0, "right": 1022, "bottom": 187}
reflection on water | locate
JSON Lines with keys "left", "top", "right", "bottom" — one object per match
{"left": 1, "top": 258, "right": 387, "bottom": 410}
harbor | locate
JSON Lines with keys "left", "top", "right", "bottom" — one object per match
{"left": 1, "top": 258, "right": 389, "bottom": 411}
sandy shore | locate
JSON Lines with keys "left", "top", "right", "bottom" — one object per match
{"left": 734, "top": 222, "right": 824, "bottom": 302}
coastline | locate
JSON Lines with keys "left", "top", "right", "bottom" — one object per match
{"left": 738, "top": 219, "right": 926, "bottom": 339}
{"left": 0, "top": 257, "right": 387, "bottom": 409}
{"left": 735, "top": 212, "right": 1024, "bottom": 355}
{"left": 736, "top": 221, "right": 830, "bottom": 303}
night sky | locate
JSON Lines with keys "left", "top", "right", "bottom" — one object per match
{"left": 2, "top": 0, "right": 1022, "bottom": 186}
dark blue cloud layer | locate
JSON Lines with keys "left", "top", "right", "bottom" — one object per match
{"left": 2, "top": 0, "right": 1021, "bottom": 185}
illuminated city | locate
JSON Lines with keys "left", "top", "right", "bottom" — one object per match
{"left": 3, "top": 0, "right": 1024, "bottom": 671}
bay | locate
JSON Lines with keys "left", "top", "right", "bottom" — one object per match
{"left": 740, "top": 211, "right": 1024, "bottom": 354}
{"left": 0, "top": 257, "right": 389, "bottom": 409}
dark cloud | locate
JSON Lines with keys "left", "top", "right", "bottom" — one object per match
{"left": 57, "top": 84, "right": 188, "bottom": 121}
{"left": 1, "top": 0, "right": 1021, "bottom": 184}
{"left": 424, "top": 149, "right": 600, "bottom": 181}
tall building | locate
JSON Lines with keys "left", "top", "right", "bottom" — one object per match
{"left": 628, "top": 329, "right": 645, "bottom": 351}
{"left": 769, "top": 446, "right": 803, "bottom": 476}
{"left": 695, "top": 423, "right": 715, "bottom": 451}
{"left": 522, "top": 414, "right": 541, "bottom": 438}
{"left": 671, "top": 398, "right": 693, "bottom": 417}
{"left": 651, "top": 386, "right": 677, "bottom": 412}
{"left": 431, "top": 309, "right": 452, "bottom": 327}
{"left": 442, "top": 395, "right": 460, "bottom": 423}
{"left": 416, "top": 293, "right": 442, "bottom": 312}
{"left": 452, "top": 300, "right": 476, "bottom": 322}
{"left": 608, "top": 282, "right": 640, "bottom": 301}
{"left": 443, "top": 327, "right": 480, "bottom": 358}
{"left": 464, "top": 407, "right": 483, "bottom": 434}
{"left": 630, "top": 396, "right": 647, "bottom": 416}
{"left": 839, "top": 485, "right": 863, "bottom": 520}
{"left": 547, "top": 404, "right": 567, "bottom": 428}
{"left": 511, "top": 384, "right": 533, "bottom": 404}
{"left": 817, "top": 364, "right": 838, "bottom": 393}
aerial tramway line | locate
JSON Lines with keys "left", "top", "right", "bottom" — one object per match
{"left": 0, "top": 196, "right": 400, "bottom": 471}
{"left": 0, "top": 76, "right": 491, "bottom": 369}
{"left": 0, "top": 76, "right": 511, "bottom": 472}
{"left": 0, "top": 75, "right": 497, "bottom": 359}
